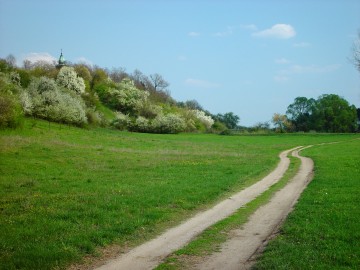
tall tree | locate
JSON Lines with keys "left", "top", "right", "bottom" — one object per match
{"left": 352, "top": 30, "right": 360, "bottom": 73}
{"left": 272, "top": 113, "right": 291, "bottom": 133}
{"left": 314, "top": 94, "right": 357, "bottom": 132}
{"left": 217, "top": 112, "right": 240, "bottom": 129}
{"left": 149, "top": 73, "right": 169, "bottom": 91}
{"left": 5, "top": 54, "right": 16, "bottom": 68}
{"left": 286, "top": 97, "right": 316, "bottom": 131}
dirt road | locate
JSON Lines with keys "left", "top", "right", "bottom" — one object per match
{"left": 193, "top": 147, "right": 314, "bottom": 270}
{"left": 94, "top": 146, "right": 307, "bottom": 270}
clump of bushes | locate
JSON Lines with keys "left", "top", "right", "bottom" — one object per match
{"left": 0, "top": 72, "right": 24, "bottom": 129}
{"left": 0, "top": 56, "right": 234, "bottom": 134}
{"left": 22, "top": 77, "right": 87, "bottom": 126}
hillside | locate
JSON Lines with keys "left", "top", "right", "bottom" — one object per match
{"left": 0, "top": 57, "right": 232, "bottom": 133}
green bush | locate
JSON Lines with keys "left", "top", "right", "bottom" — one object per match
{"left": 0, "top": 92, "right": 23, "bottom": 129}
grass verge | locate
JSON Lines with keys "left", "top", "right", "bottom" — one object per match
{"left": 253, "top": 139, "right": 360, "bottom": 269}
{"left": 155, "top": 154, "right": 301, "bottom": 270}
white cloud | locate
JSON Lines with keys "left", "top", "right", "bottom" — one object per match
{"left": 188, "top": 31, "right": 200, "bottom": 37}
{"left": 274, "top": 64, "right": 340, "bottom": 83}
{"left": 240, "top": 24, "right": 258, "bottom": 31}
{"left": 23, "top": 52, "right": 57, "bottom": 63}
{"left": 274, "top": 75, "right": 290, "bottom": 82}
{"left": 285, "top": 64, "right": 341, "bottom": 74}
{"left": 252, "top": 24, "right": 296, "bottom": 39}
{"left": 74, "top": 56, "right": 93, "bottom": 66}
{"left": 293, "top": 42, "right": 311, "bottom": 47}
{"left": 275, "top": 58, "right": 290, "bottom": 64}
{"left": 214, "top": 26, "right": 233, "bottom": 37}
{"left": 185, "top": 78, "right": 220, "bottom": 89}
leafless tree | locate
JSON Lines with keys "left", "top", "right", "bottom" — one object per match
{"left": 6, "top": 54, "right": 16, "bottom": 67}
{"left": 109, "top": 67, "right": 128, "bottom": 83}
{"left": 23, "top": 59, "right": 32, "bottom": 70}
{"left": 352, "top": 31, "right": 360, "bottom": 73}
{"left": 149, "top": 73, "right": 169, "bottom": 91}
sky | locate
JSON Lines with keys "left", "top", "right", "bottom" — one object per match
{"left": 1, "top": 0, "right": 359, "bottom": 126}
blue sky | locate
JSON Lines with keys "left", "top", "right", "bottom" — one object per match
{"left": 1, "top": 0, "right": 359, "bottom": 126}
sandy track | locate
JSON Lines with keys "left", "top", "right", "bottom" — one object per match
{"left": 95, "top": 147, "right": 300, "bottom": 270}
{"left": 193, "top": 147, "right": 314, "bottom": 270}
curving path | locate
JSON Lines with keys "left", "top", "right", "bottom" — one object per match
{"left": 95, "top": 146, "right": 305, "bottom": 270}
{"left": 194, "top": 146, "right": 314, "bottom": 270}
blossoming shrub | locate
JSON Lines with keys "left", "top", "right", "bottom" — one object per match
{"left": 129, "top": 116, "right": 150, "bottom": 133}
{"left": 192, "top": 109, "right": 214, "bottom": 129}
{"left": 105, "top": 78, "right": 149, "bottom": 115}
{"left": 56, "top": 66, "right": 85, "bottom": 94}
{"left": 151, "top": 113, "right": 186, "bottom": 134}
{"left": 24, "top": 77, "right": 87, "bottom": 125}
{"left": 111, "top": 112, "right": 131, "bottom": 130}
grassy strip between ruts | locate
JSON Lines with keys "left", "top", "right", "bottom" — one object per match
{"left": 253, "top": 139, "right": 360, "bottom": 269}
{"left": 155, "top": 153, "right": 301, "bottom": 270}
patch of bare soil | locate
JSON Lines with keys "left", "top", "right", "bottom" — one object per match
{"left": 91, "top": 147, "right": 301, "bottom": 270}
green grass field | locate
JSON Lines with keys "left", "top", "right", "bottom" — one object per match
{"left": 0, "top": 119, "right": 359, "bottom": 269}
{"left": 253, "top": 139, "right": 360, "bottom": 269}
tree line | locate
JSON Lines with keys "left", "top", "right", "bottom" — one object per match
{"left": 272, "top": 95, "right": 359, "bottom": 133}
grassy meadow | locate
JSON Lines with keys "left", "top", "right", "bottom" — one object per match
{"left": 0, "top": 119, "right": 359, "bottom": 269}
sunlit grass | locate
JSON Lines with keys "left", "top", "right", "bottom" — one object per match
{"left": 0, "top": 119, "right": 358, "bottom": 269}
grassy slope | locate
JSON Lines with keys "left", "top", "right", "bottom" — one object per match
{"left": 0, "top": 119, "right": 358, "bottom": 269}
{"left": 254, "top": 139, "right": 360, "bottom": 269}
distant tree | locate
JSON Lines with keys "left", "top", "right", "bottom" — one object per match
{"left": 23, "top": 59, "right": 32, "bottom": 70}
{"left": 352, "top": 30, "right": 360, "bottom": 73}
{"left": 252, "top": 121, "right": 270, "bottom": 131}
{"left": 149, "top": 73, "right": 169, "bottom": 91}
{"left": 314, "top": 94, "right": 357, "bottom": 132}
{"left": 0, "top": 58, "right": 13, "bottom": 73}
{"left": 217, "top": 112, "right": 240, "bottom": 129}
{"left": 91, "top": 67, "right": 108, "bottom": 88}
{"left": 184, "top": 99, "right": 203, "bottom": 110}
{"left": 110, "top": 67, "right": 128, "bottom": 83}
{"left": 130, "top": 69, "right": 151, "bottom": 90}
{"left": 357, "top": 108, "right": 360, "bottom": 131}
{"left": 5, "top": 54, "right": 16, "bottom": 68}
{"left": 272, "top": 113, "right": 291, "bottom": 133}
{"left": 74, "top": 64, "right": 92, "bottom": 82}
{"left": 286, "top": 97, "right": 316, "bottom": 131}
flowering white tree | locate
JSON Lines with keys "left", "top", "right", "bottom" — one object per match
{"left": 24, "top": 77, "right": 87, "bottom": 125}
{"left": 192, "top": 109, "right": 214, "bottom": 129}
{"left": 56, "top": 66, "right": 85, "bottom": 94}
{"left": 106, "top": 78, "right": 149, "bottom": 114}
